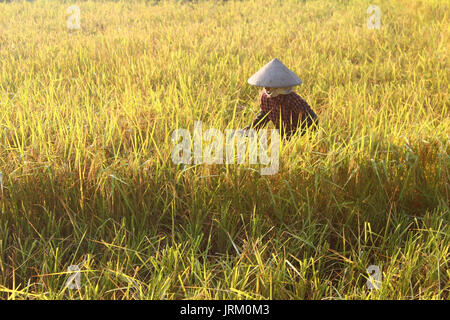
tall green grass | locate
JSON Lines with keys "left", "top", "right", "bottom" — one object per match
{"left": 0, "top": 0, "right": 448, "bottom": 299}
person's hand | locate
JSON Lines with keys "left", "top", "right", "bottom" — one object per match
{"left": 238, "top": 129, "right": 248, "bottom": 136}
{"left": 234, "top": 128, "right": 255, "bottom": 138}
{"left": 230, "top": 129, "right": 247, "bottom": 138}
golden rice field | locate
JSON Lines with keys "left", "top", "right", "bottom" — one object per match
{"left": 0, "top": 0, "right": 448, "bottom": 300}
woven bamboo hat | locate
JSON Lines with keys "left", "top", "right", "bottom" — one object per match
{"left": 247, "top": 58, "right": 302, "bottom": 88}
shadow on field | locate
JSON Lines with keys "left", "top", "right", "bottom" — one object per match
{"left": 0, "top": 137, "right": 448, "bottom": 298}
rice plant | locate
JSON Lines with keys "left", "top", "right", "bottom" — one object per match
{"left": 0, "top": 0, "right": 448, "bottom": 300}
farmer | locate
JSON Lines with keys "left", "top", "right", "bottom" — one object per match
{"left": 241, "top": 58, "right": 318, "bottom": 140}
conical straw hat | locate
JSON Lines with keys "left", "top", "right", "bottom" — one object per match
{"left": 247, "top": 58, "right": 302, "bottom": 88}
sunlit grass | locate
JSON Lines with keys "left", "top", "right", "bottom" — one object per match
{"left": 0, "top": 0, "right": 448, "bottom": 299}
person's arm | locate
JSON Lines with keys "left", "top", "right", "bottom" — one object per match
{"left": 299, "top": 101, "right": 318, "bottom": 136}
{"left": 243, "top": 91, "right": 271, "bottom": 132}
{"left": 243, "top": 110, "right": 270, "bottom": 132}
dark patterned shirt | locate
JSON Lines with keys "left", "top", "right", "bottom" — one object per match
{"left": 244, "top": 90, "right": 318, "bottom": 139}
